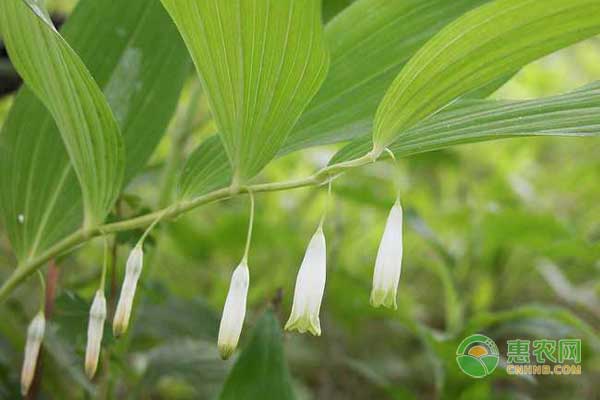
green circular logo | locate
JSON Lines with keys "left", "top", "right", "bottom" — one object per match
{"left": 456, "top": 334, "right": 499, "bottom": 378}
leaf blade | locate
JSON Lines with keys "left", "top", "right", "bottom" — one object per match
{"left": 372, "top": 0, "right": 600, "bottom": 153}
{"left": 0, "top": 0, "right": 124, "bottom": 227}
{"left": 0, "top": 0, "right": 190, "bottom": 261}
{"left": 161, "top": 0, "right": 330, "bottom": 183}
{"left": 285, "top": 0, "right": 491, "bottom": 153}
{"left": 178, "top": 0, "right": 496, "bottom": 199}
{"left": 178, "top": 136, "right": 231, "bottom": 200}
{"left": 332, "top": 82, "right": 600, "bottom": 163}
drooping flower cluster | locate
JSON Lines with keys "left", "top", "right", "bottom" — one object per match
{"left": 281, "top": 199, "right": 403, "bottom": 338}
{"left": 19, "top": 171, "right": 404, "bottom": 382}
{"left": 216, "top": 186, "right": 404, "bottom": 358}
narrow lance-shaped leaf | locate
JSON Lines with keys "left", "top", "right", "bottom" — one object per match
{"left": 372, "top": 0, "right": 600, "bottom": 155}
{"left": 0, "top": 0, "right": 124, "bottom": 227}
{"left": 331, "top": 82, "right": 600, "bottom": 164}
{"left": 0, "top": 0, "right": 190, "bottom": 261}
{"left": 161, "top": 0, "right": 329, "bottom": 184}
{"left": 178, "top": 0, "right": 495, "bottom": 199}
{"left": 179, "top": 79, "right": 600, "bottom": 200}
{"left": 285, "top": 0, "right": 491, "bottom": 153}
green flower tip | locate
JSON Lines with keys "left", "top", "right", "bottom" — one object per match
{"left": 284, "top": 315, "right": 321, "bottom": 336}
{"left": 112, "top": 319, "right": 128, "bottom": 338}
{"left": 218, "top": 344, "right": 236, "bottom": 360}
{"left": 370, "top": 289, "right": 398, "bottom": 310}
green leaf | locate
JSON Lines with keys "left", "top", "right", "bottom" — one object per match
{"left": 219, "top": 310, "right": 295, "bottom": 400}
{"left": 322, "top": 0, "right": 355, "bottom": 23}
{"left": 178, "top": 0, "right": 493, "bottom": 199}
{"left": 372, "top": 0, "right": 600, "bottom": 154}
{"left": 178, "top": 136, "right": 231, "bottom": 200}
{"left": 331, "top": 82, "right": 600, "bottom": 164}
{"left": 0, "top": 0, "right": 124, "bottom": 227}
{"left": 161, "top": 0, "right": 329, "bottom": 183}
{"left": 285, "top": 0, "right": 491, "bottom": 153}
{"left": 0, "top": 0, "right": 190, "bottom": 261}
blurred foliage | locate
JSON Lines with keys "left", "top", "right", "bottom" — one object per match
{"left": 0, "top": 3, "right": 599, "bottom": 399}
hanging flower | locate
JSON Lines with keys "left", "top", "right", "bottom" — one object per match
{"left": 21, "top": 311, "right": 45, "bottom": 396}
{"left": 113, "top": 245, "right": 143, "bottom": 336}
{"left": 85, "top": 289, "right": 106, "bottom": 379}
{"left": 217, "top": 260, "right": 249, "bottom": 359}
{"left": 370, "top": 200, "right": 403, "bottom": 309}
{"left": 285, "top": 227, "right": 327, "bottom": 336}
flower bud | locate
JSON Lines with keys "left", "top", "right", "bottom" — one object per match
{"left": 85, "top": 289, "right": 106, "bottom": 379}
{"left": 21, "top": 311, "right": 45, "bottom": 396}
{"left": 217, "top": 260, "right": 249, "bottom": 360}
{"left": 113, "top": 245, "right": 143, "bottom": 336}
{"left": 285, "top": 227, "right": 327, "bottom": 336}
{"left": 370, "top": 200, "right": 403, "bottom": 309}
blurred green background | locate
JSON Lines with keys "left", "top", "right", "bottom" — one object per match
{"left": 0, "top": 1, "right": 599, "bottom": 399}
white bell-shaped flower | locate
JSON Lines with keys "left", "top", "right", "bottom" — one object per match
{"left": 370, "top": 200, "right": 403, "bottom": 309}
{"left": 21, "top": 311, "right": 45, "bottom": 396}
{"left": 285, "top": 227, "right": 327, "bottom": 336}
{"left": 85, "top": 289, "right": 106, "bottom": 378}
{"left": 217, "top": 260, "right": 249, "bottom": 359}
{"left": 113, "top": 245, "right": 143, "bottom": 336}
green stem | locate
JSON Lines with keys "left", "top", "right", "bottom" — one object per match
{"left": 99, "top": 235, "right": 109, "bottom": 292}
{"left": 36, "top": 270, "right": 45, "bottom": 311}
{"left": 384, "top": 147, "right": 401, "bottom": 200}
{"left": 0, "top": 152, "right": 377, "bottom": 303}
{"left": 318, "top": 180, "right": 333, "bottom": 229}
{"left": 241, "top": 191, "right": 255, "bottom": 263}
{"left": 137, "top": 207, "right": 170, "bottom": 247}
